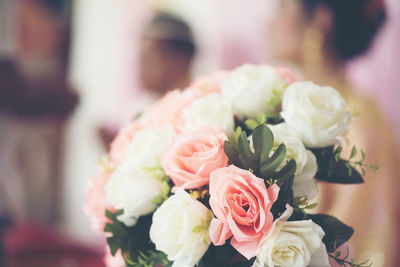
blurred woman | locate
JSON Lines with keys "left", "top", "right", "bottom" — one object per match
{"left": 267, "top": 0, "right": 400, "bottom": 266}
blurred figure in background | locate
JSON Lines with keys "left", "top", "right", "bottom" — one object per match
{"left": 267, "top": 0, "right": 400, "bottom": 265}
{"left": 99, "top": 12, "right": 196, "bottom": 146}
{"left": 0, "top": 0, "right": 103, "bottom": 266}
{"left": 139, "top": 12, "right": 196, "bottom": 98}
{"left": 0, "top": 0, "right": 76, "bottom": 225}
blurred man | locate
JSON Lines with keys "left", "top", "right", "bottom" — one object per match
{"left": 99, "top": 12, "right": 196, "bottom": 146}
{"left": 139, "top": 12, "right": 196, "bottom": 96}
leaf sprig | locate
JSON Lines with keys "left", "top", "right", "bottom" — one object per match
{"left": 329, "top": 246, "right": 372, "bottom": 267}
{"left": 335, "top": 146, "right": 379, "bottom": 177}
{"left": 311, "top": 146, "right": 364, "bottom": 184}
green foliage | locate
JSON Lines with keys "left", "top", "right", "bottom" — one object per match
{"left": 311, "top": 146, "right": 363, "bottom": 184}
{"left": 192, "top": 210, "right": 214, "bottom": 245}
{"left": 329, "top": 246, "right": 372, "bottom": 267}
{"left": 104, "top": 210, "right": 172, "bottom": 267}
{"left": 244, "top": 111, "right": 282, "bottom": 133}
{"left": 311, "top": 145, "right": 378, "bottom": 184}
{"left": 293, "top": 196, "right": 318, "bottom": 212}
{"left": 224, "top": 124, "right": 297, "bottom": 218}
{"left": 270, "top": 175, "right": 294, "bottom": 218}
{"left": 228, "top": 126, "right": 243, "bottom": 147}
{"left": 244, "top": 113, "right": 267, "bottom": 131}
{"left": 223, "top": 124, "right": 296, "bottom": 186}
{"left": 242, "top": 85, "right": 286, "bottom": 132}
{"left": 197, "top": 242, "right": 255, "bottom": 267}
{"left": 264, "top": 84, "right": 286, "bottom": 124}
{"left": 151, "top": 180, "right": 172, "bottom": 206}
{"left": 125, "top": 250, "right": 172, "bottom": 267}
{"left": 104, "top": 209, "right": 128, "bottom": 256}
{"left": 309, "top": 214, "right": 354, "bottom": 253}
{"left": 341, "top": 146, "right": 379, "bottom": 177}
{"left": 142, "top": 159, "right": 172, "bottom": 206}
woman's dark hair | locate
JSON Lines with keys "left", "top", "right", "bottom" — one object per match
{"left": 301, "top": 0, "right": 386, "bottom": 60}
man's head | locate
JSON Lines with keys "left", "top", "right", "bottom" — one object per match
{"left": 139, "top": 12, "right": 196, "bottom": 94}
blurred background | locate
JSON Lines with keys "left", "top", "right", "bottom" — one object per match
{"left": 0, "top": 0, "right": 399, "bottom": 266}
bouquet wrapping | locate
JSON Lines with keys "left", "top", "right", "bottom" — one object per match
{"left": 86, "top": 64, "right": 377, "bottom": 267}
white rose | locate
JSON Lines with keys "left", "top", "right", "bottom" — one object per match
{"left": 268, "top": 123, "right": 318, "bottom": 200}
{"left": 125, "top": 124, "right": 176, "bottom": 166}
{"left": 182, "top": 93, "right": 234, "bottom": 137}
{"left": 281, "top": 81, "right": 351, "bottom": 148}
{"left": 150, "top": 189, "right": 211, "bottom": 267}
{"left": 253, "top": 205, "right": 330, "bottom": 267}
{"left": 222, "top": 64, "right": 287, "bottom": 119}
{"left": 104, "top": 125, "right": 175, "bottom": 226}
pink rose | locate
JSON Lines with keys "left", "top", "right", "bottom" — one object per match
{"left": 189, "top": 71, "right": 227, "bottom": 94}
{"left": 162, "top": 127, "right": 228, "bottom": 189}
{"left": 140, "top": 88, "right": 204, "bottom": 131}
{"left": 208, "top": 165, "right": 280, "bottom": 259}
{"left": 109, "top": 122, "right": 142, "bottom": 165}
{"left": 276, "top": 66, "right": 298, "bottom": 84}
{"left": 85, "top": 170, "right": 115, "bottom": 233}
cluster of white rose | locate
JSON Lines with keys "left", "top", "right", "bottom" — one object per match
{"left": 101, "top": 64, "right": 351, "bottom": 267}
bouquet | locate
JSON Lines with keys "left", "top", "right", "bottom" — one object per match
{"left": 86, "top": 64, "right": 378, "bottom": 267}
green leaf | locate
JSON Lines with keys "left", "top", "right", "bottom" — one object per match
{"left": 271, "top": 175, "right": 294, "bottom": 217}
{"left": 306, "top": 202, "right": 318, "bottom": 209}
{"left": 192, "top": 225, "right": 204, "bottom": 233}
{"left": 152, "top": 195, "right": 164, "bottom": 205}
{"left": 360, "top": 150, "right": 366, "bottom": 162}
{"left": 324, "top": 160, "right": 363, "bottom": 184}
{"left": 228, "top": 126, "right": 243, "bottom": 146}
{"left": 350, "top": 146, "right": 357, "bottom": 159}
{"left": 334, "top": 146, "right": 343, "bottom": 155}
{"left": 252, "top": 124, "right": 274, "bottom": 164}
{"left": 310, "top": 214, "right": 354, "bottom": 253}
{"left": 106, "top": 209, "right": 123, "bottom": 220}
{"left": 141, "top": 166, "right": 160, "bottom": 173}
{"left": 162, "top": 182, "right": 170, "bottom": 196}
{"left": 275, "top": 159, "right": 296, "bottom": 183}
{"left": 203, "top": 234, "right": 209, "bottom": 245}
{"left": 311, "top": 147, "right": 364, "bottom": 184}
{"left": 106, "top": 236, "right": 121, "bottom": 256}
{"left": 245, "top": 119, "right": 259, "bottom": 130}
{"left": 334, "top": 152, "right": 340, "bottom": 162}
{"left": 237, "top": 132, "right": 257, "bottom": 170}
{"left": 224, "top": 124, "right": 296, "bottom": 190}
{"left": 104, "top": 209, "right": 173, "bottom": 266}
{"left": 206, "top": 210, "right": 214, "bottom": 222}
{"left": 197, "top": 243, "right": 255, "bottom": 267}
{"left": 362, "top": 168, "right": 366, "bottom": 176}
{"left": 257, "top": 113, "right": 267, "bottom": 124}
{"left": 259, "top": 144, "right": 286, "bottom": 177}
{"left": 223, "top": 141, "right": 243, "bottom": 168}
{"left": 126, "top": 250, "right": 173, "bottom": 267}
